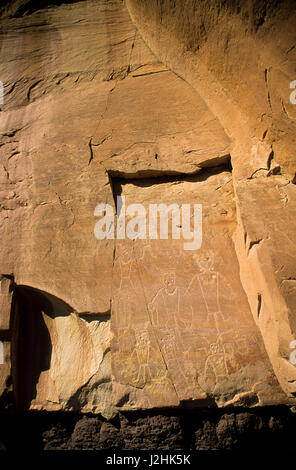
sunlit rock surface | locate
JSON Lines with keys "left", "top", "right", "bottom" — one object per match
{"left": 0, "top": 0, "right": 295, "bottom": 417}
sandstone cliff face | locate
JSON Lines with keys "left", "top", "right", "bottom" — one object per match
{"left": 0, "top": 0, "right": 295, "bottom": 418}
{"left": 125, "top": 0, "right": 296, "bottom": 401}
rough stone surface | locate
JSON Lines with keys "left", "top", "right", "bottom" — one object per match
{"left": 125, "top": 0, "right": 296, "bottom": 400}
{"left": 0, "top": 276, "right": 13, "bottom": 330}
{"left": 0, "top": 408, "right": 295, "bottom": 451}
{"left": 120, "top": 414, "right": 183, "bottom": 450}
{"left": 0, "top": 0, "right": 295, "bottom": 423}
{"left": 111, "top": 169, "right": 286, "bottom": 409}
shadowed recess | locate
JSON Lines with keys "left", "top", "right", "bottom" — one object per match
{"left": 10, "top": 285, "right": 75, "bottom": 410}
{"left": 0, "top": 0, "right": 84, "bottom": 18}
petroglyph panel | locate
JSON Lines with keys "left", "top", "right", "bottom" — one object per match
{"left": 111, "top": 169, "right": 285, "bottom": 409}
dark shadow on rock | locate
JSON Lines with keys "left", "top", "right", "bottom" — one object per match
{"left": 1, "top": 0, "right": 84, "bottom": 18}
{"left": 10, "top": 285, "right": 74, "bottom": 411}
{"left": 111, "top": 162, "right": 232, "bottom": 194}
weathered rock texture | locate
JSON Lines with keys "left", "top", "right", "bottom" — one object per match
{"left": 125, "top": 0, "right": 296, "bottom": 402}
{"left": 1, "top": 407, "right": 296, "bottom": 451}
{"left": 0, "top": 0, "right": 295, "bottom": 420}
{"left": 111, "top": 169, "right": 286, "bottom": 409}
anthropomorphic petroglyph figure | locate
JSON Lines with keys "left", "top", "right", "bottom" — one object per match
{"left": 133, "top": 329, "right": 154, "bottom": 385}
{"left": 148, "top": 271, "right": 207, "bottom": 396}
{"left": 157, "top": 330, "right": 198, "bottom": 398}
{"left": 193, "top": 251, "right": 236, "bottom": 335}
{"left": 129, "top": 329, "right": 167, "bottom": 387}
{"left": 198, "top": 338, "right": 229, "bottom": 393}
{"left": 148, "top": 271, "right": 194, "bottom": 329}
{"left": 112, "top": 241, "right": 146, "bottom": 329}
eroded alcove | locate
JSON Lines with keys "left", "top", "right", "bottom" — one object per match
{"left": 10, "top": 286, "right": 112, "bottom": 415}
{"left": 11, "top": 286, "right": 54, "bottom": 410}
{"left": 108, "top": 166, "right": 286, "bottom": 410}
{"left": 0, "top": 0, "right": 295, "bottom": 425}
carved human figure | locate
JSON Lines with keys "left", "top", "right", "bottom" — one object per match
{"left": 193, "top": 251, "right": 235, "bottom": 335}
{"left": 198, "top": 338, "right": 229, "bottom": 393}
{"left": 131, "top": 329, "right": 156, "bottom": 386}
{"left": 112, "top": 241, "right": 145, "bottom": 329}
{"left": 148, "top": 271, "right": 193, "bottom": 329}
{"left": 148, "top": 271, "right": 205, "bottom": 397}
